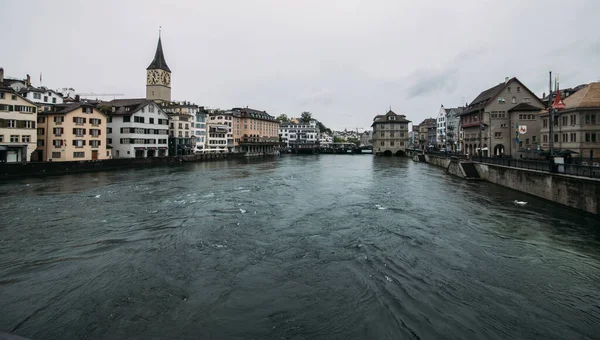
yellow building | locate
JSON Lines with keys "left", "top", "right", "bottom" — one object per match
{"left": 0, "top": 70, "right": 38, "bottom": 163}
{"left": 234, "top": 107, "right": 280, "bottom": 155}
{"left": 36, "top": 102, "right": 110, "bottom": 162}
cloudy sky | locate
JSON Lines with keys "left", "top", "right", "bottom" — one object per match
{"left": 2, "top": 0, "right": 599, "bottom": 130}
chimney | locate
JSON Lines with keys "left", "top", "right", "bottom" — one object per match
{"left": 75, "top": 94, "right": 80, "bottom": 102}
{"left": 0, "top": 67, "right": 4, "bottom": 83}
{"left": 26, "top": 74, "right": 31, "bottom": 87}
{"left": 505, "top": 77, "right": 509, "bottom": 84}
{"left": 542, "top": 92, "right": 546, "bottom": 99}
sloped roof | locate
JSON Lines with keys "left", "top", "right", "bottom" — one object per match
{"left": 147, "top": 37, "right": 171, "bottom": 72}
{"left": 102, "top": 98, "right": 155, "bottom": 116}
{"left": 39, "top": 102, "right": 100, "bottom": 115}
{"left": 460, "top": 82, "right": 507, "bottom": 115}
{"left": 562, "top": 82, "right": 600, "bottom": 108}
{"left": 508, "top": 103, "right": 543, "bottom": 112}
{"left": 372, "top": 110, "right": 411, "bottom": 124}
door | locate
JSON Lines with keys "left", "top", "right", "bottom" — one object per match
{"left": 92, "top": 150, "right": 98, "bottom": 160}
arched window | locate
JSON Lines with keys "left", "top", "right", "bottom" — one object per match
{"left": 512, "top": 97, "right": 516, "bottom": 104}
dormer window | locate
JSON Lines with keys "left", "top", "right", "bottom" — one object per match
{"left": 388, "top": 116, "right": 396, "bottom": 121}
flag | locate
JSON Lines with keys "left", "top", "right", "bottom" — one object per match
{"left": 515, "top": 122, "right": 520, "bottom": 145}
{"left": 552, "top": 78, "right": 565, "bottom": 110}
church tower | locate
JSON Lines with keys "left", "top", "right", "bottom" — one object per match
{"left": 146, "top": 33, "right": 171, "bottom": 103}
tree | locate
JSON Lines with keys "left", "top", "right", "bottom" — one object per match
{"left": 276, "top": 114, "right": 289, "bottom": 123}
{"left": 300, "top": 111, "right": 312, "bottom": 123}
{"left": 333, "top": 136, "right": 345, "bottom": 143}
{"left": 347, "top": 137, "right": 360, "bottom": 147}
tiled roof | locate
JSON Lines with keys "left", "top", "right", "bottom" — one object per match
{"left": 508, "top": 103, "right": 543, "bottom": 112}
{"left": 101, "top": 98, "right": 154, "bottom": 116}
{"left": 460, "top": 81, "right": 507, "bottom": 115}
{"left": 39, "top": 102, "right": 96, "bottom": 115}
{"left": 562, "top": 82, "right": 600, "bottom": 108}
{"left": 147, "top": 37, "right": 171, "bottom": 72}
{"left": 371, "top": 110, "right": 411, "bottom": 126}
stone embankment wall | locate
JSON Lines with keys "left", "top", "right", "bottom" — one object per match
{"left": 475, "top": 163, "right": 600, "bottom": 215}
{"left": 0, "top": 153, "right": 248, "bottom": 180}
{"left": 423, "top": 155, "right": 600, "bottom": 214}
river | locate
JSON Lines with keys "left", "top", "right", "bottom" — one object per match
{"left": 1, "top": 155, "right": 599, "bottom": 340}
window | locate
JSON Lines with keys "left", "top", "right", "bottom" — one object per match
{"left": 592, "top": 114, "right": 597, "bottom": 124}
{"left": 134, "top": 116, "right": 145, "bottom": 123}
{"left": 107, "top": 138, "right": 113, "bottom": 144}
{"left": 500, "top": 123, "right": 508, "bottom": 128}
{"left": 123, "top": 116, "right": 131, "bottom": 123}
{"left": 507, "top": 86, "right": 511, "bottom": 92}
{"left": 73, "top": 128, "right": 85, "bottom": 136}
{"left": 44, "top": 96, "right": 48, "bottom": 102}
{"left": 107, "top": 128, "right": 112, "bottom": 133}
{"left": 570, "top": 115, "right": 576, "bottom": 125}
{"left": 52, "top": 98, "right": 56, "bottom": 104}
{"left": 554, "top": 134, "right": 558, "bottom": 143}
{"left": 53, "top": 139, "right": 63, "bottom": 147}
{"left": 523, "top": 97, "right": 531, "bottom": 103}
{"left": 553, "top": 117, "right": 558, "bottom": 127}
{"left": 519, "top": 141, "right": 523, "bottom": 147}
{"left": 532, "top": 136, "right": 537, "bottom": 143}
{"left": 512, "top": 97, "right": 516, "bottom": 104}
{"left": 52, "top": 152, "right": 61, "bottom": 158}
{"left": 149, "top": 118, "right": 154, "bottom": 124}
{"left": 54, "top": 116, "right": 64, "bottom": 124}
{"left": 585, "top": 133, "right": 591, "bottom": 142}
{"left": 108, "top": 117, "right": 112, "bottom": 123}
{"left": 178, "top": 123, "right": 183, "bottom": 129}
{"left": 72, "top": 140, "right": 85, "bottom": 148}
{"left": 149, "top": 105, "right": 155, "bottom": 113}
{"left": 0, "top": 135, "right": 3, "bottom": 142}
{"left": 494, "top": 132, "right": 502, "bottom": 138}
{"left": 73, "top": 152, "right": 85, "bottom": 158}
{"left": 562, "top": 116, "right": 568, "bottom": 126}
{"left": 380, "top": 141, "right": 384, "bottom": 146}
{"left": 517, "top": 87, "right": 521, "bottom": 92}
{"left": 390, "top": 141, "right": 395, "bottom": 146}
{"left": 90, "top": 129, "right": 101, "bottom": 137}
{"left": 90, "top": 140, "right": 101, "bottom": 148}
{"left": 74, "top": 117, "right": 85, "bottom": 125}
{"left": 141, "top": 108, "right": 145, "bottom": 113}
{"left": 90, "top": 118, "right": 100, "bottom": 126}
{"left": 562, "top": 134, "right": 567, "bottom": 142}
{"left": 33, "top": 93, "right": 41, "bottom": 99}
{"left": 10, "top": 135, "right": 19, "bottom": 142}
{"left": 593, "top": 134, "right": 597, "bottom": 142}
{"left": 53, "top": 127, "right": 63, "bottom": 136}
{"left": 22, "top": 135, "right": 31, "bottom": 143}
{"left": 543, "top": 119, "right": 548, "bottom": 128}
{"left": 498, "top": 97, "right": 506, "bottom": 104}
{"left": 380, "top": 132, "right": 384, "bottom": 137}
{"left": 8, "top": 120, "right": 16, "bottom": 128}
{"left": 543, "top": 134, "right": 548, "bottom": 143}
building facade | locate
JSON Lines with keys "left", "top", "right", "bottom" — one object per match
{"left": 206, "top": 111, "right": 236, "bottom": 153}
{"left": 539, "top": 82, "right": 600, "bottom": 162}
{"left": 0, "top": 70, "right": 38, "bottom": 163}
{"left": 436, "top": 105, "right": 447, "bottom": 146}
{"left": 371, "top": 110, "right": 411, "bottom": 156}
{"left": 459, "top": 77, "right": 544, "bottom": 156}
{"left": 507, "top": 103, "right": 543, "bottom": 159}
{"left": 279, "top": 120, "right": 319, "bottom": 149}
{"left": 36, "top": 102, "right": 109, "bottom": 162}
{"left": 103, "top": 99, "right": 170, "bottom": 158}
{"left": 193, "top": 107, "right": 208, "bottom": 153}
{"left": 235, "top": 107, "right": 280, "bottom": 155}
{"left": 417, "top": 118, "right": 436, "bottom": 149}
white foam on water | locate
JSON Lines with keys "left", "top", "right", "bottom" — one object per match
{"left": 202, "top": 193, "right": 215, "bottom": 198}
{"left": 240, "top": 209, "right": 247, "bottom": 214}
{"left": 95, "top": 195, "right": 101, "bottom": 198}
{"left": 385, "top": 275, "right": 392, "bottom": 282}
{"left": 375, "top": 204, "right": 386, "bottom": 210}
{"left": 240, "top": 190, "right": 251, "bottom": 193}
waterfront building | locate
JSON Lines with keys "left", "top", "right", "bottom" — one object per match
{"left": 234, "top": 107, "right": 280, "bottom": 155}
{"left": 416, "top": 118, "right": 436, "bottom": 149}
{"left": 319, "top": 132, "right": 333, "bottom": 147}
{"left": 458, "top": 77, "right": 544, "bottom": 156}
{"left": 507, "top": 103, "right": 543, "bottom": 159}
{"left": 193, "top": 107, "right": 208, "bottom": 153}
{"left": 206, "top": 110, "right": 236, "bottom": 153}
{"left": 436, "top": 105, "right": 447, "bottom": 147}
{"left": 146, "top": 35, "right": 172, "bottom": 104}
{"left": 0, "top": 69, "right": 38, "bottom": 163}
{"left": 161, "top": 101, "right": 199, "bottom": 155}
{"left": 279, "top": 120, "right": 319, "bottom": 149}
{"left": 360, "top": 130, "right": 373, "bottom": 147}
{"left": 539, "top": 82, "right": 600, "bottom": 162}
{"left": 102, "top": 99, "right": 170, "bottom": 158}
{"left": 445, "top": 107, "right": 463, "bottom": 151}
{"left": 35, "top": 102, "right": 109, "bottom": 162}
{"left": 371, "top": 109, "right": 411, "bottom": 156}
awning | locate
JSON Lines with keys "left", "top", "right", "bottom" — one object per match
{"left": 148, "top": 147, "right": 157, "bottom": 150}
{"left": 134, "top": 147, "right": 147, "bottom": 150}
{"left": 159, "top": 147, "right": 168, "bottom": 150}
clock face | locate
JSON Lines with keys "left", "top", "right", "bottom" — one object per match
{"left": 147, "top": 70, "right": 170, "bottom": 86}
{"left": 163, "top": 73, "right": 171, "bottom": 86}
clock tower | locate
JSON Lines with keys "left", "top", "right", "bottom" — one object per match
{"left": 146, "top": 33, "right": 171, "bottom": 103}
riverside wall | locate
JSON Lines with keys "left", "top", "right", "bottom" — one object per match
{"left": 424, "top": 155, "right": 600, "bottom": 214}
{"left": 0, "top": 153, "right": 249, "bottom": 180}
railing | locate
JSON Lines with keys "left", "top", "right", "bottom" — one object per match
{"left": 473, "top": 156, "right": 600, "bottom": 179}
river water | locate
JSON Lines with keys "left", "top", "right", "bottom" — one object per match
{"left": 1, "top": 155, "right": 599, "bottom": 340}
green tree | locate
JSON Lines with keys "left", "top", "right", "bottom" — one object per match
{"left": 276, "top": 114, "right": 289, "bottom": 123}
{"left": 300, "top": 111, "right": 312, "bottom": 123}
{"left": 347, "top": 137, "right": 360, "bottom": 147}
{"left": 333, "top": 136, "right": 345, "bottom": 143}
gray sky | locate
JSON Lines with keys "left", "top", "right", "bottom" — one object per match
{"left": 2, "top": 0, "right": 599, "bottom": 130}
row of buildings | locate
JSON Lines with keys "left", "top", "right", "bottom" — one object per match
{"left": 413, "top": 77, "right": 600, "bottom": 160}
{"left": 0, "top": 35, "right": 324, "bottom": 163}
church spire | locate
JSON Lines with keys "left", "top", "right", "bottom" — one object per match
{"left": 147, "top": 30, "right": 171, "bottom": 72}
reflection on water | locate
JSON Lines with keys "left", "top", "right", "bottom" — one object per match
{"left": 1, "top": 155, "right": 599, "bottom": 340}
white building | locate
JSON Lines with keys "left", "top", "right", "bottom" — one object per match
{"left": 0, "top": 69, "right": 39, "bottom": 163}
{"left": 436, "top": 105, "right": 447, "bottom": 146}
{"left": 206, "top": 111, "right": 235, "bottom": 152}
{"left": 279, "top": 120, "right": 319, "bottom": 148}
{"left": 104, "top": 98, "right": 170, "bottom": 158}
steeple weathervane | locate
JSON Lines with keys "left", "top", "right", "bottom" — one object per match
{"left": 147, "top": 28, "right": 171, "bottom": 72}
